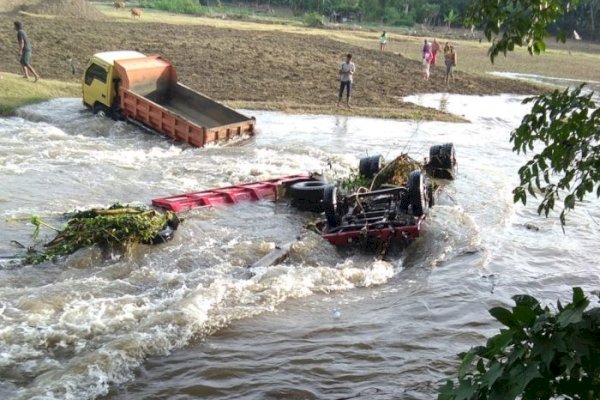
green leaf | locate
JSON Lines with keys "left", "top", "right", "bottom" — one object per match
{"left": 557, "top": 305, "right": 585, "bottom": 327}
{"left": 454, "top": 379, "right": 477, "bottom": 400}
{"left": 458, "top": 351, "right": 477, "bottom": 379}
{"left": 485, "top": 330, "right": 514, "bottom": 357}
{"left": 512, "top": 305, "right": 537, "bottom": 327}
{"left": 572, "top": 287, "right": 585, "bottom": 304}
{"left": 512, "top": 295, "right": 541, "bottom": 310}
{"left": 437, "top": 380, "right": 456, "bottom": 400}
{"left": 482, "top": 360, "right": 504, "bottom": 388}
{"left": 490, "top": 307, "right": 518, "bottom": 328}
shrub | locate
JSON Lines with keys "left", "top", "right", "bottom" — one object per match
{"left": 139, "top": 0, "right": 209, "bottom": 16}
{"left": 439, "top": 287, "right": 600, "bottom": 400}
{"left": 303, "top": 12, "right": 324, "bottom": 27}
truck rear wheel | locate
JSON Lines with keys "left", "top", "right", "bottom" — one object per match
{"left": 408, "top": 171, "right": 427, "bottom": 217}
{"left": 323, "top": 185, "right": 341, "bottom": 227}
{"left": 429, "top": 143, "right": 456, "bottom": 170}
{"left": 359, "top": 155, "right": 384, "bottom": 178}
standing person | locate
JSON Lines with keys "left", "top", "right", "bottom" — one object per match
{"left": 430, "top": 38, "right": 440, "bottom": 68}
{"left": 422, "top": 45, "right": 432, "bottom": 80}
{"left": 443, "top": 41, "right": 450, "bottom": 54}
{"left": 422, "top": 39, "right": 431, "bottom": 59}
{"left": 14, "top": 21, "right": 39, "bottom": 82}
{"left": 379, "top": 31, "right": 388, "bottom": 51}
{"left": 337, "top": 53, "right": 355, "bottom": 108}
{"left": 445, "top": 45, "right": 457, "bottom": 85}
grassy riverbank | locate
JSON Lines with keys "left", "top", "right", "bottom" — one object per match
{"left": 0, "top": 73, "right": 80, "bottom": 116}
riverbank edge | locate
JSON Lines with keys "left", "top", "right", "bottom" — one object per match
{"left": 0, "top": 73, "right": 80, "bottom": 116}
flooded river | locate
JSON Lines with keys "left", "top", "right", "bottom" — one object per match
{"left": 0, "top": 91, "right": 598, "bottom": 400}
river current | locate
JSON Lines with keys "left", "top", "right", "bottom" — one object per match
{"left": 0, "top": 89, "right": 598, "bottom": 399}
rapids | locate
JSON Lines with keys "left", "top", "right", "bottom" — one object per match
{"left": 0, "top": 90, "right": 598, "bottom": 399}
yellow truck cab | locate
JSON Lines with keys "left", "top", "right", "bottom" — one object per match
{"left": 82, "top": 50, "right": 145, "bottom": 117}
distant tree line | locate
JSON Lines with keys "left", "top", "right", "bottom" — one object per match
{"left": 215, "top": 0, "right": 599, "bottom": 40}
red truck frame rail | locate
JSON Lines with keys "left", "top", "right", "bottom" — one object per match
{"left": 152, "top": 174, "right": 312, "bottom": 212}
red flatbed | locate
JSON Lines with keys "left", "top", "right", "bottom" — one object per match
{"left": 152, "top": 174, "right": 312, "bottom": 212}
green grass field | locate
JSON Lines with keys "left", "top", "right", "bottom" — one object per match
{"left": 0, "top": 73, "right": 80, "bottom": 116}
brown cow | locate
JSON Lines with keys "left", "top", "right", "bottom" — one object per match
{"left": 131, "top": 8, "right": 143, "bottom": 18}
{"left": 113, "top": 1, "right": 125, "bottom": 9}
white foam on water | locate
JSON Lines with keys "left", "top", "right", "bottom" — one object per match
{"left": 1, "top": 252, "right": 396, "bottom": 400}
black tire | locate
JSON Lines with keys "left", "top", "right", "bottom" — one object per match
{"left": 359, "top": 155, "right": 384, "bottom": 178}
{"left": 93, "top": 102, "right": 109, "bottom": 118}
{"left": 290, "top": 181, "right": 333, "bottom": 213}
{"left": 429, "top": 143, "right": 455, "bottom": 170}
{"left": 439, "top": 143, "right": 456, "bottom": 169}
{"left": 429, "top": 145, "right": 442, "bottom": 162}
{"left": 408, "top": 170, "right": 427, "bottom": 217}
{"left": 323, "top": 185, "right": 340, "bottom": 227}
{"left": 289, "top": 181, "right": 330, "bottom": 202}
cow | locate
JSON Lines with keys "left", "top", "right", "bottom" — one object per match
{"left": 131, "top": 8, "right": 143, "bottom": 18}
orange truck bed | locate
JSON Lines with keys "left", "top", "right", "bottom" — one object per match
{"left": 113, "top": 56, "right": 255, "bottom": 147}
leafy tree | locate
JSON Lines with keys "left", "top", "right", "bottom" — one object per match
{"left": 444, "top": 8, "right": 459, "bottom": 29}
{"left": 438, "top": 288, "right": 600, "bottom": 400}
{"left": 511, "top": 85, "right": 600, "bottom": 226}
{"left": 466, "top": 0, "right": 600, "bottom": 225}
{"left": 439, "top": 0, "right": 600, "bottom": 396}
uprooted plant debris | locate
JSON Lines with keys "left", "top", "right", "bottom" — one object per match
{"left": 340, "top": 153, "right": 423, "bottom": 192}
{"left": 371, "top": 154, "right": 422, "bottom": 189}
{"left": 23, "top": 204, "right": 179, "bottom": 265}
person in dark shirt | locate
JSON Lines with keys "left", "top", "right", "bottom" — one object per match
{"left": 14, "top": 21, "right": 40, "bottom": 82}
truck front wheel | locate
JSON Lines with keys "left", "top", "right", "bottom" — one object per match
{"left": 93, "top": 103, "right": 109, "bottom": 118}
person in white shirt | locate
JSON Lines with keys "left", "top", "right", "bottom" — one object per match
{"left": 337, "top": 53, "right": 355, "bottom": 108}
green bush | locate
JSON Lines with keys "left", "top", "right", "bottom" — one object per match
{"left": 439, "top": 287, "right": 600, "bottom": 400}
{"left": 139, "top": 0, "right": 209, "bottom": 16}
{"left": 303, "top": 12, "right": 324, "bottom": 27}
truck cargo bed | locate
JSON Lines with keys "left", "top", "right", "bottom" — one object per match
{"left": 114, "top": 55, "right": 255, "bottom": 147}
{"left": 157, "top": 84, "right": 248, "bottom": 129}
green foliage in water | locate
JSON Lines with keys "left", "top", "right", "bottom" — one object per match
{"left": 338, "top": 171, "right": 372, "bottom": 192}
{"left": 25, "top": 204, "right": 177, "bottom": 265}
{"left": 139, "top": 0, "right": 209, "bottom": 15}
{"left": 337, "top": 154, "right": 422, "bottom": 192}
{"left": 438, "top": 287, "right": 600, "bottom": 400}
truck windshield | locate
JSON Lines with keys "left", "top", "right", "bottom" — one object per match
{"left": 85, "top": 64, "right": 108, "bottom": 85}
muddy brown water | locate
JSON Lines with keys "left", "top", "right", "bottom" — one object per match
{"left": 0, "top": 84, "right": 599, "bottom": 399}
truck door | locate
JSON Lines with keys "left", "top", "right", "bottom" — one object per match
{"left": 83, "top": 62, "right": 110, "bottom": 110}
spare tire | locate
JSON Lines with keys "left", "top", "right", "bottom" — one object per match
{"left": 289, "top": 181, "right": 329, "bottom": 201}
{"left": 408, "top": 170, "right": 427, "bottom": 217}
{"left": 290, "top": 181, "right": 333, "bottom": 213}
{"left": 359, "top": 155, "right": 384, "bottom": 178}
{"left": 323, "top": 185, "right": 341, "bottom": 227}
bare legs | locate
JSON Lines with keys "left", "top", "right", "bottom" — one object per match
{"left": 21, "top": 64, "right": 40, "bottom": 82}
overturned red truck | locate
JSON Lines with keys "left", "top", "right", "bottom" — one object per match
{"left": 152, "top": 143, "right": 457, "bottom": 249}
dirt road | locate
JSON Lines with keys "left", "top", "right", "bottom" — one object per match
{"left": 0, "top": 13, "right": 541, "bottom": 120}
